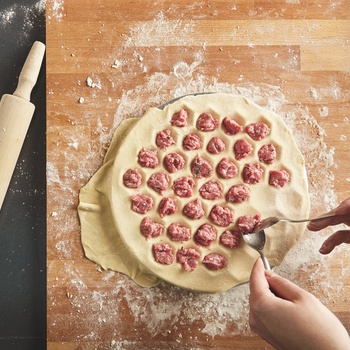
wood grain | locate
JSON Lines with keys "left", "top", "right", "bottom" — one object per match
{"left": 47, "top": 0, "right": 350, "bottom": 349}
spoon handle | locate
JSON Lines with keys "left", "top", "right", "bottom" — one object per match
{"left": 282, "top": 213, "right": 336, "bottom": 224}
{"left": 259, "top": 251, "right": 271, "bottom": 270}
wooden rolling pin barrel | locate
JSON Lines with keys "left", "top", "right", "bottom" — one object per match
{"left": 0, "top": 41, "right": 45, "bottom": 211}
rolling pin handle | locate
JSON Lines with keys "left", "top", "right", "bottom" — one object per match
{"left": 13, "top": 41, "right": 46, "bottom": 102}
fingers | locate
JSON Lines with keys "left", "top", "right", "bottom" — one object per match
{"left": 319, "top": 230, "right": 350, "bottom": 254}
{"left": 334, "top": 198, "right": 350, "bottom": 216}
{"left": 250, "top": 258, "right": 305, "bottom": 303}
{"left": 308, "top": 198, "right": 350, "bottom": 231}
{"left": 307, "top": 214, "right": 350, "bottom": 231}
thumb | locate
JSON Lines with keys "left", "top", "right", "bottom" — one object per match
{"left": 265, "top": 270, "right": 304, "bottom": 302}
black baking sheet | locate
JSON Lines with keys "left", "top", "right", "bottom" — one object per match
{"left": 0, "top": 1, "right": 46, "bottom": 349}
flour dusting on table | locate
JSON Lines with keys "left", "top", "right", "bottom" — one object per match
{"left": 0, "top": 0, "right": 45, "bottom": 40}
{"left": 47, "top": 9, "right": 350, "bottom": 347}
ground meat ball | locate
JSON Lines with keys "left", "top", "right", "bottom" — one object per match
{"left": 199, "top": 180, "right": 223, "bottom": 200}
{"left": 202, "top": 253, "right": 227, "bottom": 270}
{"left": 246, "top": 122, "right": 270, "bottom": 141}
{"left": 164, "top": 152, "right": 185, "bottom": 173}
{"left": 156, "top": 129, "right": 176, "bottom": 151}
{"left": 222, "top": 116, "right": 243, "bottom": 135}
{"left": 216, "top": 158, "right": 238, "bottom": 179}
{"left": 194, "top": 224, "right": 217, "bottom": 247}
{"left": 123, "top": 169, "right": 142, "bottom": 188}
{"left": 171, "top": 109, "right": 188, "bottom": 127}
{"left": 196, "top": 112, "right": 219, "bottom": 131}
{"left": 237, "top": 213, "right": 261, "bottom": 233}
{"left": 226, "top": 184, "right": 250, "bottom": 203}
{"left": 147, "top": 172, "right": 169, "bottom": 195}
{"left": 130, "top": 194, "right": 154, "bottom": 214}
{"left": 269, "top": 169, "right": 290, "bottom": 187}
{"left": 140, "top": 217, "right": 164, "bottom": 240}
{"left": 258, "top": 144, "right": 276, "bottom": 164}
{"left": 138, "top": 148, "right": 159, "bottom": 168}
{"left": 158, "top": 197, "right": 178, "bottom": 218}
{"left": 183, "top": 133, "right": 203, "bottom": 150}
{"left": 209, "top": 204, "right": 234, "bottom": 227}
{"left": 207, "top": 137, "right": 226, "bottom": 154}
{"left": 183, "top": 199, "right": 205, "bottom": 219}
{"left": 191, "top": 156, "right": 213, "bottom": 178}
{"left": 242, "top": 163, "right": 264, "bottom": 184}
{"left": 176, "top": 248, "right": 201, "bottom": 272}
{"left": 234, "top": 139, "right": 253, "bottom": 160}
{"left": 152, "top": 243, "right": 174, "bottom": 265}
{"left": 220, "top": 230, "right": 241, "bottom": 249}
{"left": 173, "top": 177, "right": 195, "bottom": 198}
{"left": 167, "top": 222, "right": 191, "bottom": 241}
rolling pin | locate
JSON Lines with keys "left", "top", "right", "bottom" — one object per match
{"left": 0, "top": 41, "right": 45, "bottom": 211}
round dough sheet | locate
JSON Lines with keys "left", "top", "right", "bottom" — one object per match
{"left": 110, "top": 93, "right": 310, "bottom": 293}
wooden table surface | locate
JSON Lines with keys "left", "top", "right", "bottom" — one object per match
{"left": 46, "top": 1, "right": 350, "bottom": 349}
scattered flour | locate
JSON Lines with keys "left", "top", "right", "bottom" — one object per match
{"left": 0, "top": 0, "right": 45, "bottom": 42}
{"left": 47, "top": 8, "right": 350, "bottom": 347}
{"left": 47, "top": 0, "right": 65, "bottom": 21}
{"left": 49, "top": 58, "right": 344, "bottom": 341}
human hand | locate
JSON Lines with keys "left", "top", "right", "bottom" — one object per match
{"left": 249, "top": 259, "right": 350, "bottom": 350}
{"left": 307, "top": 197, "right": 350, "bottom": 254}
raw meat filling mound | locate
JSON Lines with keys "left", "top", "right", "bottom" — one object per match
{"left": 123, "top": 169, "right": 142, "bottom": 188}
{"left": 199, "top": 180, "right": 223, "bottom": 200}
{"left": 131, "top": 194, "right": 154, "bottom": 214}
{"left": 156, "top": 129, "right": 175, "bottom": 150}
{"left": 222, "top": 116, "right": 243, "bottom": 135}
{"left": 176, "top": 248, "right": 201, "bottom": 271}
{"left": 258, "top": 144, "right": 276, "bottom": 164}
{"left": 234, "top": 139, "right": 253, "bottom": 160}
{"left": 220, "top": 230, "right": 241, "bottom": 249}
{"left": 147, "top": 172, "right": 169, "bottom": 194}
{"left": 140, "top": 217, "right": 164, "bottom": 240}
{"left": 167, "top": 222, "right": 191, "bottom": 241}
{"left": 196, "top": 112, "right": 219, "bottom": 131}
{"left": 207, "top": 137, "right": 226, "bottom": 154}
{"left": 158, "top": 197, "right": 178, "bottom": 218}
{"left": 138, "top": 148, "right": 159, "bottom": 168}
{"left": 242, "top": 163, "right": 264, "bottom": 184}
{"left": 171, "top": 108, "right": 188, "bottom": 127}
{"left": 172, "top": 177, "right": 195, "bottom": 198}
{"left": 226, "top": 184, "right": 250, "bottom": 203}
{"left": 269, "top": 169, "right": 290, "bottom": 187}
{"left": 238, "top": 214, "right": 262, "bottom": 233}
{"left": 194, "top": 224, "right": 217, "bottom": 247}
{"left": 216, "top": 158, "right": 238, "bottom": 179}
{"left": 183, "top": 199, "right": 205, "bottom": 219}
{"left": 164, "top": 152, "right": 185, "bottom": 173}
{"left": 210, "top": 204, "right": 234, "bottom": 227}
{"left": 202, "top": 253, "right": 227, "bottom": 270}
{"left": 183, "top": 133, "right": 202, "bottom": 150}
{"left": 191, "top": 156, "right": 213, "bottom": 178}
{"left": 152, "top": 243, "right": 174, "bottom": 265}
{"left": 246, "top": 122, "right": 270, "bottom": 140}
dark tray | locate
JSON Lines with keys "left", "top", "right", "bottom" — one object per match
{"left": 0, "top": 1, "right": 46, "bottom": 349}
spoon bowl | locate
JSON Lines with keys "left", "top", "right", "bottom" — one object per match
{"left": 242, "top": 230, "right": 271, "bottom": 270}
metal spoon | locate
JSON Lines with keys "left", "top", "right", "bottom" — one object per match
{"left": 242, "top": 230, "right": 271, "bottom": 270}
{"left": 251, "top": 213, "right": 337, "bottom": 233}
